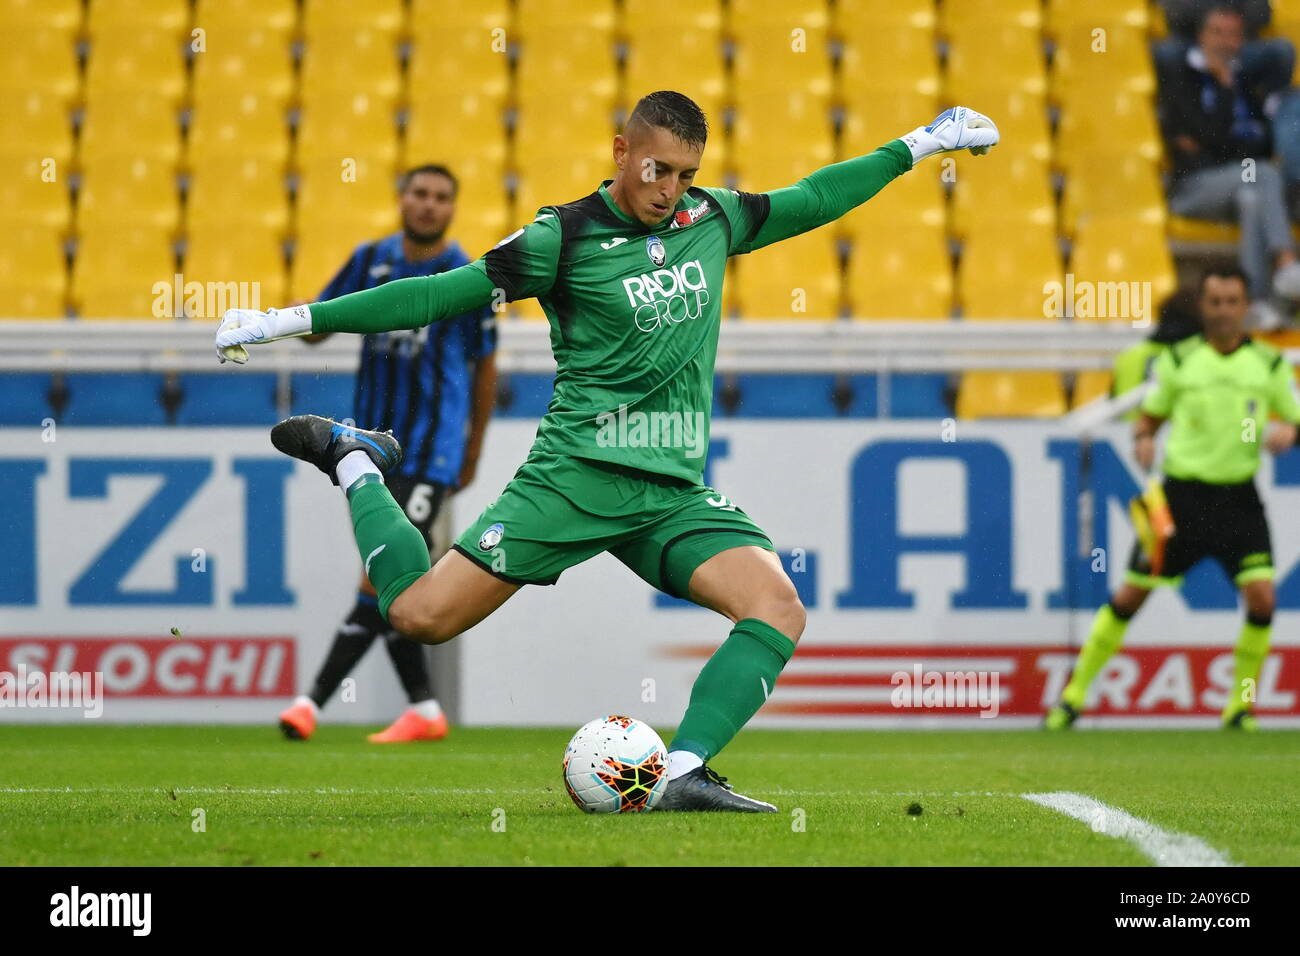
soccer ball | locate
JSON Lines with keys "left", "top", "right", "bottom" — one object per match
{"left": 562, "top": 715, "right": 669, "bottom": 813}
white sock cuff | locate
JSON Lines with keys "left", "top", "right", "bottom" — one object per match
{"left": 667, "top": 750, "right": 703, "bottom": 781}
{"left": 412, "top": 699, "right": 443, "bottom": 721}
{"left": 335, "top": 449, "right": 382, "bottom": 492}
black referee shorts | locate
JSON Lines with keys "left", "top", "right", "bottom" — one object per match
{"left": 1125, "top": 476, "right": 1274, "bottom": 588}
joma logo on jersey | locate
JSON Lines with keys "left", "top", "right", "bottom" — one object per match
{"left": 621, "top": 259, "right": 710, "bottom": 333}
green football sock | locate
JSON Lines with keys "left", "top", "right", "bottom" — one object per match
{"left": 347, "top": 476, "right": 431, "bottom": 621}
{"left": 670, "top": 617, "right": 797, "bottom": 761}
{"left": 1225, "top": 618, "right": 1271, "bottom": 718}
{"left": 1061, "top": 603, "right": 1130, "bottom": 710}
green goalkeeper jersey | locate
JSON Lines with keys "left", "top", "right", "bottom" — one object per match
{"left": 311, "top": 140, "right": 913, "bottom": 482}
{"left": 1141, "top": 334, "right": 1300, "bottom": 484}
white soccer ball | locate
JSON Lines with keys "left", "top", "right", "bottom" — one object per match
{"left": 562, "top": 715, "right": 669, "bottom": 813}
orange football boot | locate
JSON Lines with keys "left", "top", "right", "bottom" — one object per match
{"left": 278, "top": 700, "right": 317, "bottom": 741}
{"left": 367, "top": 708, "right": 449, "bottom": 743}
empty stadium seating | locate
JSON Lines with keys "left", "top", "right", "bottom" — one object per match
{"left": 0, "top": 0, "right": 1265, "bottom": 421}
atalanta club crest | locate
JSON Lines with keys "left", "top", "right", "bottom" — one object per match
{"left": 478, "top": 522, "right": 504, "bottom": 551}
{"left": 646, "top": 235, "right": 666, "bottom": 267}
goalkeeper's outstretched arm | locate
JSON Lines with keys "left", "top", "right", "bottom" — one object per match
{"left": 741, "top": 106, "right": 999, "bottom": 253}
{"left": 215, "top": 263, "right": 499, "bottom": 363}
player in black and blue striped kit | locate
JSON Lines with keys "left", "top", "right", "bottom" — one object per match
{"left": 278, "top": 164, "right": 498, "bottom": 743}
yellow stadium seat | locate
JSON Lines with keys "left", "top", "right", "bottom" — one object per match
{"left": 0, "top": 225, "right": 66, "bottom": 318}
{"left": 1046, "top": 0, "right": 1149, "bottom": 36}
{"left": 79, "top": 92, "right": 182, "bottom": 168}
{"left": 184, "top": 225, "right": 286, "bottom": 315}
{"left": 411, "top": 0, "right": 510, "bottom": 33}
{"left": 623, "top": 26, "right": 725, "bottom": 121}
{"left": 192, "top": 27, "right": 296, "bottom": 109}
{"left": 1062, "top": 152, "right": 1165, "bottom": 235}
{"left": 84, "top": 29, "right": 188, "bottom": 109}
{"left": 408, "top": 32, "right": 510, "bottom": 107}
{"left": 1072, "top": 369, "right": 1114, "bottom": 408}
{"left": 731, "top": 23, "right": 833, "bottom": 99}
{"left": 515, "top": 28, "right": 618, "bottom": 108}
{"left": 73, "top": 226, "right": 177, "bottom": 319}
{"left": 194, "top": 0, "right": 296, "bottom": 36}
{"left": 941, "top": 0, "right": 1043, "bottom": 35}
{"left": 0, "top": 157, "right": 71, "bottom": 233}
{"left": 188, "top": 157, "right": 290, "bottom": 237}
{"left": 730, "top": 0, "right": 828, "bottom": 29}
{"left": 514, "top": 96, "right": 616, "bottom": 169}
{"left": 848, "top": 230, "right": 952, "bottom": 319}
{"left": 300, "top": 30, "right": 402, "bottom": 112}
{"left": 1055, "top": 90, "right": 1162, "bottom": 173}
{"left": 1069, "top": 219, "right": 1176, "bottom": 322}
{"left": 302, "top": 0, "right": 403, "bottom": 40}
{"left": 736, "top": 230, "right": 841, "bottom": 319}
{"left": 77, "top": 155, "right": 180, "bottom": 235}
{"left": 938, "top": 86, "right": 1051, "bottom": 163}
{"left": 1275, "top": 0, "right": 1300, "bottom": 48}
{"left": 958, "top": 225, "right": 1063, "bottom": 320}
{"left": 950, "top": 149, "right": 1055, "bottom": 238}
{"left": 290, "top": 228, "right": 372, "bottom": 304}
{"left": 450, "top": 204, "right": 511, "bottom": 263}
{"left": 187, "top": 92, "right": 291, "bottom": 171}
{"left": 0, "top": 28, "right": 80, "bottom": 108}
{"left": 945, "top": 26, "right": 1046, "bottom": 97}
{"left": 513, "top": 156, "right": 613, "bottom": 218}
{"left": 731, "top": 90, "right": 833, "bottom": 191}
{"left": 622, "top": 0, "right": 721, "bottom": 32}
{"left": 296, "top": 94, "right": 399, "bottom": 167}
{"left": 1051, "top": 24, "right": 1155, "bottom": 104}
{"left": 840, "top": 90, "right": 940, "bottom": 159}
{"left": 1166, "top": 216, "right": 1241, "bottom": 244}
{"left": 957, "top": 372, "right": 1068, "bottom": 418}
{"left": 840, "top": 24, "right": 940, "bottom": 98}
{"left": 0, "top": 90, "right": 75, "bottom": 169}
{"left": 515, "top": 0, "right": 616, "bottom": 35}
{"left": 296, "top": 157, "right": 399, "bottom": 236}
{"left": 86, "top": 0, "right": 189, "bottom": 39}
{"left": 834, "top": 0, "right": 934, "bottom": 31}
{"left": 0, "top": 0, "right": 82, "bottom": 39}
{"left": 404, "top": 94, "right": 507, "bottom": 170}
{"left": 840, "top": 169, "right": 945, "bottom": 242}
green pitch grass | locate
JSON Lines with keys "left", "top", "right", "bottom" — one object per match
{"left": 1, "top": 725, "right": 1296, "bottom": 866}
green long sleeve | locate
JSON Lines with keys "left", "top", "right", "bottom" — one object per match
{"left": 310, "top": 261, "right": 499, "bottom": 334}
{"left": 747, "top": 140, "right": 913, "bottom": 252}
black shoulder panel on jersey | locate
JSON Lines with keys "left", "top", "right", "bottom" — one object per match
{"left": 542, "top": 190, "right": 619, "bottom": 342}
{"left": 480, "top": 229, "right": 538, "bottom": 302}
{"left": 731, "top": 189, "right": 772, "bottom": 248}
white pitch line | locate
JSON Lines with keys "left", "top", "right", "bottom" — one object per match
{"left": 1022, "top": 791, "right": 1236, "bottom": 867}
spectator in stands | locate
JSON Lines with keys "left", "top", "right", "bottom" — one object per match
{"left": 1158, "top": 3, "right": 1300, "bottom": 326}
{"left": 1158, "top": 2, "right": 1300, "bottom": 200}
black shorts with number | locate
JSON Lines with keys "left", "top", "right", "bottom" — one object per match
{"left": 386, "top": 474, "right": 451, "bottom": 552}
{"left": 1126, "top": 476, "right": 1274, "bottom": 586}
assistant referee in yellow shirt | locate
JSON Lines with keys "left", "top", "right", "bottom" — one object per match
{"left": 1048, "top": 266, "right": 1300, "bottom": 731}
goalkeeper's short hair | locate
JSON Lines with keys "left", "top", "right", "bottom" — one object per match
{"left": 627, "top": 91, "right": 709, "bottom": 149}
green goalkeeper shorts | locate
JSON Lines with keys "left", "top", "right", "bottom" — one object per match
{"left": 451, "top": 439, "right": 774, "bottom": 598}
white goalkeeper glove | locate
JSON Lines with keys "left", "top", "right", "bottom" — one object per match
{"left": 901, "top": 106, "right": 1000, "bottom": 162}
{"left": 215, "top": 305, "right": 314, "bottom": 364}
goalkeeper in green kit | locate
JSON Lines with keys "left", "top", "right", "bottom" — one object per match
{"left": 216, "top": 93, "right": 999, "bottom": 810}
